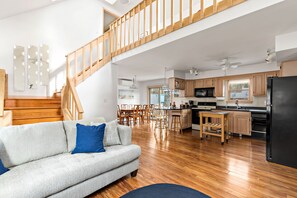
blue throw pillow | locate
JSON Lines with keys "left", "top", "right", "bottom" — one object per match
{"left": 72, "top": 123, "right": 106, "bottom": 154}
{"left": 0, "top": 159, "right": 9, "bottom": 175}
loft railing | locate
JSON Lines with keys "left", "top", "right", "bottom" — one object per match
{"left": 61, "top": 78, "right": 84, "bottom": 120}
{"left": 0, "top": 69, "right": 6, "bottom": 117}
{"left": 66, "top": 31, "right": 111, "bottom": 86}
{"left": 109, "top": 0, "right": 245, "bottom": 56}
{"left": 64, "top": 0, "right": 245, "bottom": 120}
{"left": 0, "top": 69, "right": 12, "bottom": 126}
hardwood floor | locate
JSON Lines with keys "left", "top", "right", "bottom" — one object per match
{"left": 89, "top": 123, "right": 297, "bottom": 198}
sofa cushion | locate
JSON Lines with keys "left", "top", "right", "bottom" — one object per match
{"left": 72, "top": 123, "right": 106, "bottom": 154}
{"left": 0, "top": 144, "right": 141, "bottom": 198}
{"left": 92, "top": 120, "right": 122, "bottom": 146}
{"left": 0, "top": 159, "right": 8, "bottom": 175}
{"left": 63, "top": 118, "right": 105, "bottom": 152}
{"left": 0, "top": 121, "right": 67, "bottom": 168}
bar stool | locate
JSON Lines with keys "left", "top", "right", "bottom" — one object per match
{"left": 170, "top": 110, "right": 183, "bottom": 134}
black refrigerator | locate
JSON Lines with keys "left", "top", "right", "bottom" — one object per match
{"left": 267, "top": 76, "right": 297, "bottom": 168}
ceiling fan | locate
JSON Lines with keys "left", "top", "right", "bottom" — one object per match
{"left": 220, "top": 58, "right": 241, "bottom": 71}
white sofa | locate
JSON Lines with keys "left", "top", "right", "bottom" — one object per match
{"left": 0, "top": 120, "right": 141, "bottom": 198}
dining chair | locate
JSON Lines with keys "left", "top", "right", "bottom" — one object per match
{"left": 121, "top": 104, "right": 128, "bottom": 109}
{"left": 117, "top": 105, "right": 129, "bottom": 125}
{"left": 142, "top": 105, "right": 151, "bottom": 123}
{"left": 129, "top": 105, "right": 143, "bottom": 125}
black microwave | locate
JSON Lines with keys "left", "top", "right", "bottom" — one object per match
{"left": 195, "top": 88, "right": 215, "bottom": 98}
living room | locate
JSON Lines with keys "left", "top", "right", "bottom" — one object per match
{"left": 1, "top": 0, "right": 297, "bottom": 197}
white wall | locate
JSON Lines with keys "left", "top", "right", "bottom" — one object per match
{"left": 0, "top": 0, "right": 104, "bottom": 96}
{"left": 117, "top": 82, "right": 140, "bottom": 105}
{"left": 76, "top": 62, "right": 117, "bottom": 122}
{"left": 276, "top": 31, "right": 297, "bottom": 52}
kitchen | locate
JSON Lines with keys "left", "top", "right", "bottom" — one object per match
{"left": 168, "top": 69, "right": 276, "bottom": 138}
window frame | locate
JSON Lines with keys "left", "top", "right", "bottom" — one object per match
{"left": 226, "top": 78, "right": 253, "bottom": 103}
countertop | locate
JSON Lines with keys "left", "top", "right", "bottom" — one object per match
{"left": 216, "top": 106, "right": 267, "bottom": 113}
{"left": 155, "top": 107, "right": 192, "bottom": 110}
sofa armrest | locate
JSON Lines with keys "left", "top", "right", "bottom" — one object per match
{"left": 117, "top": 125, "right": 132, "bottom": 145}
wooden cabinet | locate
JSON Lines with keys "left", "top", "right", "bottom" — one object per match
{"left": 253, "top": 73, "right": 266, "bottom": 96}
{"left": 233, "top": 111, "right": 251, "bottom": 136}
{"left": 185, "top": 80, "right": 194, "bottom": 97}
{"left": 169, "top": 78, "right": 185, "bottom": 90}
{"left": 195, "top": 79, "right": 215, "bottom": 88}
{"left": 211, "top": 110, "right": 251, "bottom": 136}
{"left": 203, "top": 79, "right": 215, "bottom": 88}
{"left": 253, "top": 71, "right": 279, "bottom": 96}
{"left": 181, "top": 109, "right": 192, "bottom": 129}
{"left": 227, "top": 112, "right": 234, "bottom": 133}
{"left": 194, "top": 80, "right": 204, "bottom": 88}
{"left": 169, "top": 109, "right": 192, "bottom": 129}
{"left": 215, "top": 78, "right": 224, "bottom": 97}
{"left": 281, "top": 60, "right": 297, "bottom": 77}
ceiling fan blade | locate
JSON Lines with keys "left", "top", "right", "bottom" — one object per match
{"left": 230, "top": 62, "right": 241, "bottom": 65}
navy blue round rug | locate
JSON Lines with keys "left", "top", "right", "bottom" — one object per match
{"left": 121, "top": 183, "right": 210, "bottom": 198}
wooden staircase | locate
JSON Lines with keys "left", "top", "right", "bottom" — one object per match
{"left": 4, "top": 97, "right": 63, "bottom": 125}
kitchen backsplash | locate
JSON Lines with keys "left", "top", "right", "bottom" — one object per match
{"left": 173, "top": 96, "right": 266, "bottom": 107}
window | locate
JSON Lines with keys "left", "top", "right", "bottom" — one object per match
{"left": 227, "top": 79, "right": 252, "bottom": 102}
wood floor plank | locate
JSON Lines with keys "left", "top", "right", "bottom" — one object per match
{"left": 88, "top": 123, "right": 297, "bottom": 198}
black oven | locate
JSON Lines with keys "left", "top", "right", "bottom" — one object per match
{"left": 192, "top": 108, "right": 211, "bottom": 125}
{"left": 251, "top": 111, "right": 267, "bottom": 133}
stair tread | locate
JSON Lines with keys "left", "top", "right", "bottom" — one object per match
{"left": 5, "top": 106, "right": 61, "bottom": 110}
{"left": 13, "top": 115, "right": 63, "bottom": 120}
{"left": 6, "top": 96, "right": 60, "bottom": 100}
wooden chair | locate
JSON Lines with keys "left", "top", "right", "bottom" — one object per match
{"left": 117, "top": 105, "right": 129, "bottom": 125}
{"left": 142, "top": 105, "right": 151, "bottom": 123}
{"left": 121, "top": 104, "right": 128, "bottom": 109}
{"left": 129, "top": 105, "right": 143, "bottom": 125}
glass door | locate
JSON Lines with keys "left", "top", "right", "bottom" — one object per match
{"left": 148, "top": 87, "right": 171, "bottom": 108}
{"left": 149, "top": 88, "right": 160, "bottom": 107}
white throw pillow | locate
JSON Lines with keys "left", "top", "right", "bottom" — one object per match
{"left": 92, "top": 120, "right": 121, "bottom": 146}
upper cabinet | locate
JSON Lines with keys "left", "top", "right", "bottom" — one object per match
{"left": 185, "top": 80, "right": 195, "bottom": 97}
{"left": 194, "top": 79, "right": 215, "bottom": 88}
{"left": 215, "top": 78, "right": 224, "bottom": 97}
{"left": 253, "top": 73, "right": 266, "bottom": 96}
{"left": 281, "top": 61, "right": 297, "bottom": 77}
{"left": 169, "top": 78, "right": 185, "bottom": 90}
{"left": 253, "top": 71, "right": 279, "bottom": 96}
{"left": 194, "top": 80, "right": 204, "bottom": 88}
{"left": 204, "top": 79, "right": 215, "bottom": 88}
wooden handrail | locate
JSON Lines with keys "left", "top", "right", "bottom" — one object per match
{"left": 63, "top": 0, "right": 246, "bottom": 120}
{"left": 0, "top": 69, "right": 6, "bottom": 117}
{"left": 61, "top": 78, "right": 84, "bottom": 120}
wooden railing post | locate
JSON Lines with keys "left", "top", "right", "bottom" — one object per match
{"left": 0, "top": 69, "right": 5, "bottom": 117}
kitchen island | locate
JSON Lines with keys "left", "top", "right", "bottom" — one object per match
{"left": 200, "top": 111, "right": 229, "bottom": 145}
